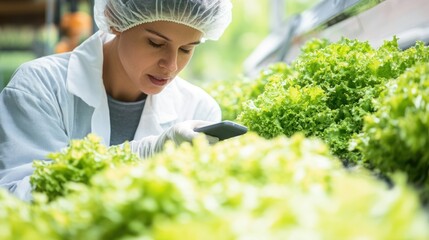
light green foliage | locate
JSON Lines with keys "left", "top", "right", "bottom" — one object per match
{"left": 354, "top": 62, "right": 429, "bottom": 203}
{"left": 2, "top": 133, "right": 428, "bottom": 239}
{"left": 299, "top": 37, "right": 330, "bottom": 53}
{"left": 204, "top": 63, "right": 292, "bottom": 121}
{"left": 202, "top": 76, "right": 251, "bottom": 121}
{"left": 241, "top": 82, "right": 331, "bottom": 139}
{"left": 238, "top": 38, "right": 429, "bottom": 163}
{"left": 0, "top": 190, "right": 60, "bottom": 240}
{"left": 31, "top": 134, "right": 141, "bottom": 201}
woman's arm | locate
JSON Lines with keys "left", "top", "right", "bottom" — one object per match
{"left": 0, "top": 68, "right": 70, "bottom": 201}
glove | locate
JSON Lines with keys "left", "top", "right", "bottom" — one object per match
{"left": 128, "top": 120, "right": 219, "bottom": 159}
{"left": 157, "top": 120, "right": 220, "bottom": 146}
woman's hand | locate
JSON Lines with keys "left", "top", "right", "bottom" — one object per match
{"left": 162, "top": 120, "right": 219, "bottom": 145}
{"left": 128, "top": 120, "right": 219, "bottom": 159}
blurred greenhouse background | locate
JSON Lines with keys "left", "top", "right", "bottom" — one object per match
{"left": 3, "top": 1, "right": 429, "bottom": 238}
{"left": 0, "top": 0, "right": 320, "bottom": 91}
{"left": 181, "top": 0, "right": 320, "bottom": 84}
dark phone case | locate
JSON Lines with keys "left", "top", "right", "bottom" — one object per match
{"left": 194, "top": 121, "right": 248, "bottom": 140}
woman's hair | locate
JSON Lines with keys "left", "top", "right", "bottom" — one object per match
{"left": 94, "top": 0, "right": 232, "bottom": 41}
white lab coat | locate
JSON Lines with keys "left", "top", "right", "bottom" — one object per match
{"left": 0, "top": 31, "right": 221, "bottom": 201}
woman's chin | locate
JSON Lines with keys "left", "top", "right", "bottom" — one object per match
{"left": 140, "top": 86, "right": 164, "bottom": 95}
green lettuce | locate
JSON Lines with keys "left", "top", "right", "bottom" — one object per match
{"left": 354, "top": 62, "right": 429, "bottom": 203}
{"left": 238, "top": 37, "right": 429, "bottom": 164}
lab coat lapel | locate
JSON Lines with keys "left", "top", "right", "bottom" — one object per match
{"left": 66, "top": 31, "right": 114, "bottom": 145}
{"left": 134, "top": 82, "right": 178, "bottom": 139}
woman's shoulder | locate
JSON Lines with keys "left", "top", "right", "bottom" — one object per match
{"left": 6, "top": 53, "right": 72, "bottom": 93}
{"left": 19, "top": 53, "right": 71, "bottom": 77}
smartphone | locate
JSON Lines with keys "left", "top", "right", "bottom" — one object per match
{"left": 194, "top": 121, "right": 248, "bottom": 141}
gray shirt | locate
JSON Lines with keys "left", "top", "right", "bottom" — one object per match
{"left": 107, "top": 95, "right": 146, "bottom": 145}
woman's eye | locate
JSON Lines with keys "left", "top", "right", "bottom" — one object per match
{"left": 148, "top": 40, "right": 163, "bottom": 48}
{"left": 180, "top": 48, "right": 192, "bottom": 54}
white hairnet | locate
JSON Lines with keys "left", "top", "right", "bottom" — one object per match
{"left": 94, "top": 0, "right": 233, "bottom": 41}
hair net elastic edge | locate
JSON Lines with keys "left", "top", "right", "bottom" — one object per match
{"left": 120, "top": 19, "right": 208, "bottom": 40}
{"left": 94, "top": 0, "right": 232, "bottom": 42}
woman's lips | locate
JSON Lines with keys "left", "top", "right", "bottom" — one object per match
{"left": 148, "top": 74, "right": 169, "bottom": 86}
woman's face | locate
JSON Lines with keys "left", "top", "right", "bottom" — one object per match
{"left": 106, "top": 21, "right": 202, "bottom": 99}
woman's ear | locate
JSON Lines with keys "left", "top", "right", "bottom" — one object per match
{"left": 110, "top": 27, "right": 121, "bottom": 35}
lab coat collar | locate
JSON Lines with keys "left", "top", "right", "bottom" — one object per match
{"left": 66, "top": 31, "right": 112, "bottom": 108}
{"left": 66, "top": 31, "right": 113, "bottom": 145}
{"left": 134, "top": 84, "right": 179, "bottom": 139}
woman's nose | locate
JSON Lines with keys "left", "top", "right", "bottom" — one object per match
{"left": 159, "top": 50, "right": 178, "bottom": 72}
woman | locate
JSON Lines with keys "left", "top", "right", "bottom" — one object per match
{"left": 0, "top": 0, "right": 232, "bottom": 201}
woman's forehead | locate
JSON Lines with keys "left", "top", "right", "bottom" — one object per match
{"left": 134, "top": 21, "right": 203, "bottom": 44}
